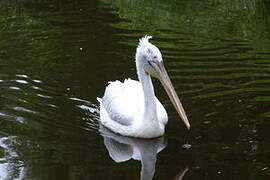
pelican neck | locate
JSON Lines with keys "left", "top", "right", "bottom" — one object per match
{"left": 136, "top": 60, "right": 157, "bottom": 121}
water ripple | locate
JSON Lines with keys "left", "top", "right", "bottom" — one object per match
{"left": 14, "top": 80, "right": 28, "bottom": 84}
{"left": 0, "top": 73, "right": 99, "bottom": 137}
{"left": 0, "top": 136, "right": 25, "bottom": 179}
{"left": 16, "top": 74, "right": 29, "bottom": 78}
{"left": 153, "top": 36, "right": 270, "bottom": 103}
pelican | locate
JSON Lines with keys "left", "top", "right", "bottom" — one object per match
{"left": 98, "top": 35, "right": 190, "bottom": 138}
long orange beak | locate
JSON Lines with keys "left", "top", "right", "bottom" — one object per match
{"left": 148, "top": 61, "right": 190, "bottom": 130}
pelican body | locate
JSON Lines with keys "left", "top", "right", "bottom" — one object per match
{"left": 98, "top": 36, "right": 190, "bottom": 138}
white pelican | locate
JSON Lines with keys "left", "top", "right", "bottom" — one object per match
{"left": 98, "top": 35, "right": 190, "bottom": 138}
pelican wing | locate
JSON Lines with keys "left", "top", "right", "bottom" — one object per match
{"left": 101, "top": 79, "right": 144, "bottom": 126}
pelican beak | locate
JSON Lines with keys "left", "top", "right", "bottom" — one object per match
{"left": 146, "top": 61, "right": 191, "bottom": 130}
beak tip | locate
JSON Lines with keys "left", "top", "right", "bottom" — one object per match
{"left": 185, "top": 122, "right": 191, "bottom": 130}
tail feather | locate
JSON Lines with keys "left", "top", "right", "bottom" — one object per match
{"left": 97, "top": 97, "right": 102, "bottom": 103}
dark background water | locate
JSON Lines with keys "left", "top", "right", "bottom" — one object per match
{"left": 1, "top": 0, "right": 270, "bottom": 179}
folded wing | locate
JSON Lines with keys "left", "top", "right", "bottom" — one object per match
{"left": 101, "top": 79, "right": 144, "bottom": 126}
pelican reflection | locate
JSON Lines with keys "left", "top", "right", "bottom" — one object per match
{"left": 99, "top": 125, "right": 166, "bottom": 180}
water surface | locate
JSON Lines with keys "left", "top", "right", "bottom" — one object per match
{"left": 0, "top": 0, "right": 270, "bottom": 179}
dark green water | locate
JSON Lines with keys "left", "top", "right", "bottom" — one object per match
{"left": 1, "top": 0, "right": 270, "bottom": 179}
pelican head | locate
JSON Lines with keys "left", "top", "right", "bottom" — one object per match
{"left": 136, "top": 36, "right": 190, "bottom": 130}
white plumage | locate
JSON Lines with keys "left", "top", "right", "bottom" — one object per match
{"left": 98, "top": 79, "right": 167, "bottom": 138}
{"left": 98, "top": 36, "right": 190, "bottom": 138}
